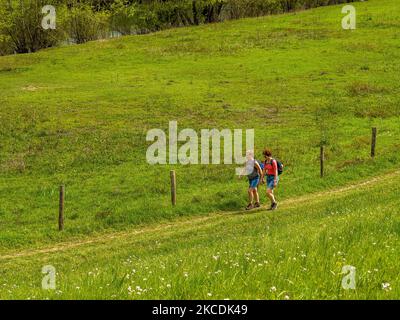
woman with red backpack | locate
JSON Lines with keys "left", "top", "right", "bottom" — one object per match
{"left": 261, "top": 148, "right": 282, "bottom": 211}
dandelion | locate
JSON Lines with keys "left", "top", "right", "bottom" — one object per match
{"left": 184, "top": 272, "right": 189, "bottom": 278}
{"left": 270, "top": 286, "right": 277, "bottom": 292}
{"left": 166, "top": 284, "right": 171, "bottom": 288}
{"left": 284, "top": 295, "right": 290, "bottom": 300}
{"left": 207, "top": 293, "right": 212, "bottom": 297}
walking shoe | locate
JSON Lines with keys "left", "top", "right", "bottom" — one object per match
{"left": 245, "top": 203, "right": 254, "bottom": 210}
{"left": 254, "top": 202, "right": 261, "bottom": 208}
{"left": 271, "top": 202, "right": 278, "bottom": 210}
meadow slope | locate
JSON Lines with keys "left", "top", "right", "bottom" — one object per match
{"left": 0, "top": 0, "right": 399, "bottom": 262}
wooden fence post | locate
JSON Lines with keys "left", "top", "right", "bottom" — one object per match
{"left": 320, "top": 145, "right": 325, "bottom": 178}
{"left": 371, "top": 127, "right": 377, "bottom": 158}
{"left": 59, "top": 185, "right": 65, "bottom": 231}
{"left": 170, "top": 170, "right": 176, "bottom": 206}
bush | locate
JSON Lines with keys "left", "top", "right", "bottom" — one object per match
{"left": 110, "top": 0, "right": 159, "bottom": 35}
{"left": 0, "top": 34, "right": 13, "bottom": 55}
{"left": 63, "top": 4, "right": 110, "bottom": 44}
{"left": 0, "top": 0, "right": 64, "bottom": 54}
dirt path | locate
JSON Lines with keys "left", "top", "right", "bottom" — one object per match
{"left": 1, "top": 170, "right": 399, "bottom": 261}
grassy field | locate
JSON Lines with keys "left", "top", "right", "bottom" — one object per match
{"left": 0, "top": 0, "right": 399, "bottom": 299}
{"left": 0, "top": 170, "right": 399, "bottom": 299}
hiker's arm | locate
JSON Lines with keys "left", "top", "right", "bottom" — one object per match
{"left": 255, "top": 162, "right": 263, "bottom": 185}
{"left": 255, "top": 162, "right": 262, "bottom": 177}
{"left": 261, "top": 165, "right": 266, "bottom": 183}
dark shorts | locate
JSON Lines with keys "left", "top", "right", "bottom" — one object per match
{"left": 267, "top": 175, "right": 279, "bottom": 190}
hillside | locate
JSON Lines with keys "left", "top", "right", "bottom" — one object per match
{"left": 0, "top": 0, "right": 399, "bottom": 252}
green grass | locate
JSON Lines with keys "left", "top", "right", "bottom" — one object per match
{"left": 0, "top": 170, "right": 399, "bottom": 299}
{"left": 0, "top": 0, "right": 399, "bottom": 299}
{"left": 0, "top": 0, "right": 399, "bottom": 250}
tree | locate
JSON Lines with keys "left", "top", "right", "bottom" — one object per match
{"left": 0, "top": 0, "right": 63, "bottom": 53}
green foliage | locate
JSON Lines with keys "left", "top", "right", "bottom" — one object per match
{"left": 0, "top": 0, "right": 363, "bottom": 55}
{"left": 0, "top": 34, "right": 12, "bottom": 56}
{"left": 0, "top": 0, "right": 63, "bottom": 53}
{"left": 110, "top": 0, "right": 158, "bottom": 34}
{"left": 62, "top": 3, "right": 110, "bottom": 43}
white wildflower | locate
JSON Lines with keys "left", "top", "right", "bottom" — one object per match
{"left": 382, "top": 283, "right": 391, "bottom": 291}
